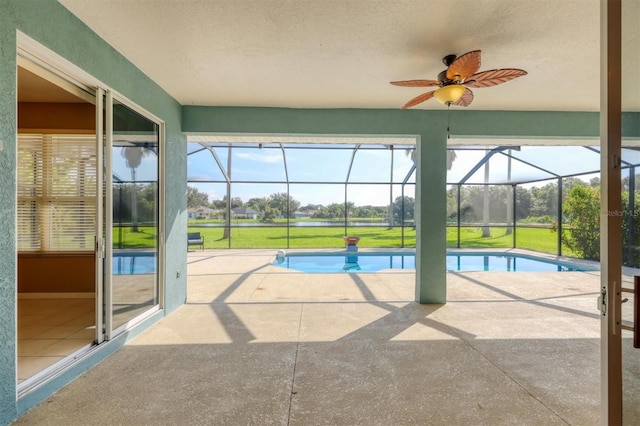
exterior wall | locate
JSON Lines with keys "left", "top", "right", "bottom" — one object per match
{"left": 0, "top": 12, "right": 18, "bottom": 424}
{"left": 0, "top": 1, "right": 187, "bottom": 424}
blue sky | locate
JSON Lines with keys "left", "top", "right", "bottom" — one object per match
{"left": 183, "top": 143, "right": 606, "bottom": 207}
{"left": 187, "top": 144, "right": 416, "bottom": 206}
{"left": 115, "top": 142, "right": 603, "bottom": 207}
{"left": 113, "top": 148, "right": 158, "bottom": 184}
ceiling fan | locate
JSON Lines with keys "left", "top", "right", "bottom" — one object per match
{"left": 390, "top": 50, "right": 527, "bottom": 108}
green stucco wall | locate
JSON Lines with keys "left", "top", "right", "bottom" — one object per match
{"left": 0, "top": 12, "right": 17, "bottom": 425}
{"left": 0, "top": 1, "right": 186, "bottom": 423}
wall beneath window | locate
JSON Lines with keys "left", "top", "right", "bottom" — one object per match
{"left": 18, "top": 254, "right": 95, "bottom": 293}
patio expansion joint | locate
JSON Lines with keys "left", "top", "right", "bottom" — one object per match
{"left": 246, "top": 270, "right": 270, "bottom": 301}
{"left": 286, "top": 303, "right": 304, "bottom": 426}
{"left": 430, "top": 308, "right": 573, "bottom": 425}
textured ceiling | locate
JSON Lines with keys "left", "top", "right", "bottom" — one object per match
{"left": 58, "top": 0, "right": 639, "bottom": 112}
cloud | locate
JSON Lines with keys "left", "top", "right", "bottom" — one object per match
{"left": 206, "top": 189, "right": 223, "bottom": 200}
{"left": 235, "top": 152, "right": 283, "bottom": 164}
{"left": 187, "top": 173, "right": 216, "bottom": 180}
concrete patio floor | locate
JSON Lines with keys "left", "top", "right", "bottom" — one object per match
{"left": 15, "top": 249, "right": 605, "bottom": 425}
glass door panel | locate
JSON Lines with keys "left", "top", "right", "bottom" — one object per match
{"left": 622, "top": 0, "right": 640, "bottom": 422}
{"left": 109, "top": 98, "right": 160, "bottom": 332}
{"left": 96, "top": 88, "right": 106, "bottom": 344}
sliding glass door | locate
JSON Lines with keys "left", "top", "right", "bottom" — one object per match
{"left": 104, "top": 94, "right": 161, "bottom": 337}
{"left": 17, "top": 43, "right": 163, "bottom": 392}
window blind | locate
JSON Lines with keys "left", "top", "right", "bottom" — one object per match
{"left": 17, "top": 134, "right": 97, "bottom": 252}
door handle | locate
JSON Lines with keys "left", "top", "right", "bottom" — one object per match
{"left": 636, "top": 277, "right": 639, "bottom": 349}
{"left": 624, "top": 277, "right": 640, "bottom": 348}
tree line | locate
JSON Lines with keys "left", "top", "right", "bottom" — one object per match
{"left": 446, "top": 177, "right": 600, "bottom": 224}
{"left": 188, "top": 179, "right": 640, "bottom": 266}
{"left": 113, "top": 183, "right": 158, "bottom": 226}
{"left": 561, "top": 177, "right": 640, "bottom": 267}
{"left": 187, "top": 186, "right": 414, "bottom": 222}
{"left": 188, "top": 179, "right": 601, "bottom": 227}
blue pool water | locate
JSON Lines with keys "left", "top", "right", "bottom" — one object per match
{"left": 273, "top": 252, "right": 596, "bottom": 273}
{"left": 113, "top": 253, "right": 157, "bottom": 275}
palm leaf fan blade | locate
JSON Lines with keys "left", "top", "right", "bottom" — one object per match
{"left": 446, "top": 50, "right": 481, "bottom": 81}
{"left": 390, "top": 79, "right": 440, "bottom": 87}
{"left": 402, "top": 91, "right": 435, "bottom": 109}
{"left": 464, "top": 69, "right": 527, "bottom": 88}
{"left": 452, "top": 88, "right": 474, "bottom": 107}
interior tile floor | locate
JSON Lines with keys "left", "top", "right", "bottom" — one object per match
{"left": 17, "top": 298, "right": 95, "bottom": 384}
{"left": 14, "top": 249, "right": 640, "bottom": 425}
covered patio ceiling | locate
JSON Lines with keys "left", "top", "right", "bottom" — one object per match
{"left": 56, "top": 0, "right": 640, "bottom": 186}
{"left": 58, "top": 0, "right": 640, "bottom": 112}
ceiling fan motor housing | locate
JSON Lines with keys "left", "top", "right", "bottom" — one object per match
{"left": 442, "top": 54, "right": 457, "bottom": 66}
{"left": 437, "top": 70, "right": 452, "bottom": 85}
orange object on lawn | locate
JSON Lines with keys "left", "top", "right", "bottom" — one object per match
{"left": 343, "top": 236, "right": 360, "bottom": 246}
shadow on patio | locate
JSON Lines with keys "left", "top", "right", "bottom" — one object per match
{"left": 15, "top": 249, "right": 606, "bottom": 425}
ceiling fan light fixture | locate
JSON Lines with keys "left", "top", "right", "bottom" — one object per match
{"left": 391, "top": 50, "right": 526, "bottom": 109}
{"left": 433, "top": 84, "right": 466, "bottom": 104}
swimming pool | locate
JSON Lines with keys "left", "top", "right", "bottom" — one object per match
{"left": 112, "top": 253, "right": 157, "bottom": 275}
{"left": 272, "top": 252, "right": 597, "bottom": 273}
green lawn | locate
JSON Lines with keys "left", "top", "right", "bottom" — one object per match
{"left": 185, "top": 226, "right": 416, "bottom": 249}
{"left": 113, "top": 227, "right": 158, "bottom": 249}
{"left": 447, "top": 226, "right": 577, "bottom": 256}
{"left": 113, "top": 224, "right": 575, "bottom": 257}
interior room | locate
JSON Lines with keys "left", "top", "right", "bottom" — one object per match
{"left": 16, "top": 60, "right": 97, "bottom": 385}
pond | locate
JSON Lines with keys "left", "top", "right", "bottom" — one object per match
{"left": 192, "top": 221, "right": 393, "bottom": 227}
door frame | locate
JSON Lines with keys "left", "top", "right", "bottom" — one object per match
{"left": 600, "top": 0, "right": 623, "bottom": 424}
{"left": 16, "top": 32, "right": 165, "bottom": 387}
